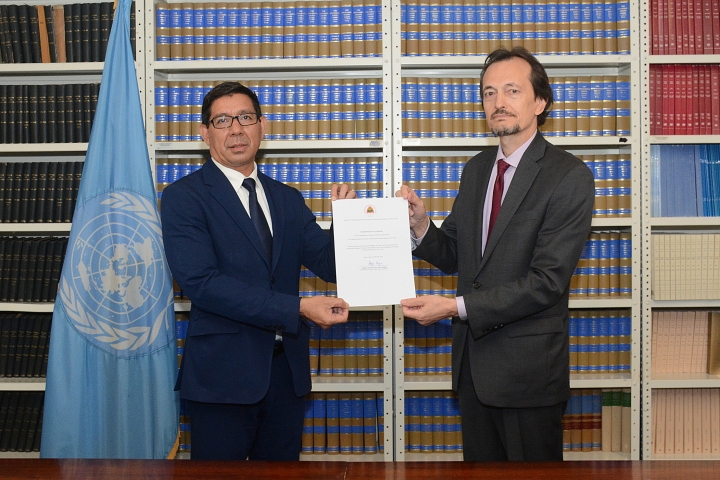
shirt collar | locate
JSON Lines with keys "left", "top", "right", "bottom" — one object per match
{"left": 494, "top": 130, "right": 538, "bottom": 169}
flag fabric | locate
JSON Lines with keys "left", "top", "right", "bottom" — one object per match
{"left": 40, "top": 0, "right": 179, "bottom": 459}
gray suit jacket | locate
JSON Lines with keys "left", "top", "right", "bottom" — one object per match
{"left": 414, "top": 132, "right": 595, "bottom": 408}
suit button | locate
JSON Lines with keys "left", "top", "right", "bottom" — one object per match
{"left": 472, "top": 282, "right": 480, "bottom": 289}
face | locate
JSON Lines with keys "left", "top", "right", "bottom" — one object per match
{"left": 199, "top": 93, "right": 267, "bottom": 176}
{"left": 481, "top": 57, "right": 547, "bottom": 139}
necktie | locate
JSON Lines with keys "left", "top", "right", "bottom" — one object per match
{"left": 242, "top": 178, "right": 273, "bottom": 260}
{"left": 488, "top": 159, "right": 510, "bottom": 239}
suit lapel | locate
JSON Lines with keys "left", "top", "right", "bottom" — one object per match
{"left": 480, "top": 134, "right": 546, "bottom": 268}
{"left": 202, "top": 160, "right": 273, "bottom": 269}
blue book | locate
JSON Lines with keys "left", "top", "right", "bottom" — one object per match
{"left": 363, "top": 393, "right": 377, "bottom": 454}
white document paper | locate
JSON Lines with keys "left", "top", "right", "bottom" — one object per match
{"left": 332, "top": 197, "right": 417, "bottom": 307}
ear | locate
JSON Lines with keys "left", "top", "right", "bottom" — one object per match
{"left": 199, "top": 123, "right": 209, "bottom": 144}
{"left": 534, "top": 97, "right": 547, "bottom": 116}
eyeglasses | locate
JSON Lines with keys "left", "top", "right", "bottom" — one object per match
{"left": 209, "top": 113, "right": 260, "bottom": 129}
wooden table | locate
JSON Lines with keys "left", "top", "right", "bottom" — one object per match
{"left": 0, "top": 459, "right": 719, "bottom": 479}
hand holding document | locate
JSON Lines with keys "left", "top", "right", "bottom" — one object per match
{"left": 332, "top": 197, "right": 417, "bottom": 307}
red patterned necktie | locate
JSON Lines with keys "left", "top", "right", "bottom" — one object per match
{"left": 488, "top": 159, "right": 510, "bottom": 239}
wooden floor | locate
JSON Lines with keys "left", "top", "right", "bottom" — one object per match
{"left": 0, "top": 459, "right": 719, "bottom": 479}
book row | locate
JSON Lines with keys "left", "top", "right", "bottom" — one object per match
{"left": 402, "top": 75, "right": 631, "bottom": 138}
{"left": 404, "top": 319, "right": 452, "bottom": 376}
{"left": 0, "top": 237, "right": 68, "bottom": 304}
{"left": 156, "top": 156, "right": 385, "bottom": 219}
{"left": 0, "top": 161, "right": 82, "bottom": 224}
{"left": 650, "top": 144, "right": 720, "bottom": 218}
{"left": 0, "top": 83, "right": 100, "bottom": 145}
{"left": 412, "top": 258, "right": 458, "bottom": 297}
{"left": 649, "top": 0, "right": 720, "bottom": 55}
{"left": 651, "top": 310, "right": 720, "bottom": 375}
{"left": 563, "top": 388, "right": 631, "bottom": 453}
{"left": 301, "top": 392, "right": 384, "bottom": 455}
{"left": 157, "top": 0, "right": 382, "bottom": 61}
{"left": 401, "top": 0, "right": 631, "bottom": 57}
{"left": 0, "top": 391, "right": 44, "bottom": 453}
{"left": 569, "top": 309, "right": 631, "bottom": 375}
{"left": 310, "top": 312, "right": 385, "bottom": 377}
{"left": 155, "top": 79, "right": 383, "bottom": 142}
{"left": 0, "top": 3, "right": 136, "bottom": 65}
{"left": 651, "top": 234, "right": 720, "bottom": 301}
{"left": 578, "top": 154, "right": 631, "bottom": 218}
{"left": 652, "top": 388, "right": 720, "bottom": 455}
{"left": 404, "top": 391, "right": 462, "bottom": 454}
{"left": 570, "top": 231, "right": 632, "bottom": 298}
{"left": 0, "top": 313, "right": 51, "bottom": 379}
{"left": 648, "top": 65, "right": 720, "bottom": 136}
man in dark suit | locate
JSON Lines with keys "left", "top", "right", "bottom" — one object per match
{"left": 397, "top": 47, "right": 595, "bottom": 461}
{"left": 161, "top": 82, "right": 354, "bottom": 460}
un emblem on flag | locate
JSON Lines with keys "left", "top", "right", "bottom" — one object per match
{"left": 60, "top": 192, "right": 173, "bottom": 357}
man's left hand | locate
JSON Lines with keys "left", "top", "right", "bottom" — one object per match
{"left": 400, "top": 295, "right": 458, "bottom": 326}
{"left": 330, "top": 183, "right": 357, "bottom": 200}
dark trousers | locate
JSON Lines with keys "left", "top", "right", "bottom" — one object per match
{"left": 187, "top": 348, "right": 305, "bottom": 460}
{"left": 457, "top": 338, "right": 565, "bottom": 461}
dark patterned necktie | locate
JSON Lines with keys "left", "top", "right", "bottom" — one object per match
{"left": 242, "top": 178, "right": 272, "bottom": 260}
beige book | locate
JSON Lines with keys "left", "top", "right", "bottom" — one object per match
{"left": 708, "top": 312, "right": 720, "bottom": 374}
{"left": 419, "top": 392, "right": 433, "bottom": 453}
{"left": 674, "top": 389, "right": 684, "bottom": 454}
{"left": 621, "top": 389, "right": 631, "bottom": 453}
{"left": 693, "top": 388, "right": 703, "bottom": 453}
{"left": 317, "top": 2, "right": 331, "bottom": 58}
{"left": 215, "top": 4, "right": 228, "bottom": 59}
{"left": 701, "top": 388, "right": 712, "bottom": 454}
{"left": 418, "top": 1, "right": 432, "bottom": 56}
{"left": 52, "top": 5, "right": 67, "bottom": 62}
{"left": 605, "top": 156, "right": 618, "bottom": 217}
{"left": 339, "top": 0, "right": 355, "bottom": 57}
{"left": 431, "top": 392, "right": 445, "bottom": 452}
{"left": 559, "top": 0, "right": 573, "bottom": 54}
{"left": 592, "top": 389, "right": 602, "bottom": 451}
{"left": 615, "top": 74, "right": 631, "bottom": 136}
{"left": 654, "top": 389, "right": 666, "bottom": 454}
{"left": 601, "top": 389, "right": 612, "bottom": 451}
{"left": 711, "top": 389, "right": 720, "bottom": 454}
{"left": 226, "top": 2, "right": 240, "bottom": 59}
{"left": 610, "top": 389, "right": 622, "bottom": 452}
{"left": 680, "top": 311, "right": 693, "bottom": 373}
{"left": 665, "top": 389, "right": 675, "bottom": 454}
{"left": 683, "top": 388, "right": 694, "bottom": 454}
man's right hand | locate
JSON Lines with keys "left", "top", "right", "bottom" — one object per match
{"left": 300, "top": 296, "right": 350, "bottom": 329}
{"left": 395, "top": 185, "right": 429, "bottom": 237}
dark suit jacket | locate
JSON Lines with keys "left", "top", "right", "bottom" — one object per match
{"left": 161, "top": 159, "right": 336, "bottom": 404}
{"left": 414, "top": 132, "right": 595, "bottom": 409}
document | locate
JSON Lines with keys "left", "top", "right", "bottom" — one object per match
{"left": 332, "top": 197, "right": 417, "bottom": 307}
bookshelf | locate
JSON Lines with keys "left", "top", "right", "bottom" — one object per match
{"left": 390, "top": 0, "right": 641, "bottom": 461}
{"left": 641, "top": 0, "right": 720, "bottom": 460}
{"left": 0, "top": 0, "right": 146, "bottom": 458}
{"left": 142, "top": 0, "right": 394, "bottom": 460}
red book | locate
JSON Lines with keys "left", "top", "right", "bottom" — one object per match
{"left": 675, "top": 0, "right": 683, "bottom": 54}
{"left": 666, "top": 0, "right": 676, "bottom": 54}
{"left": 702, "top": 66, "right": 711, "bottom": 134}
{"left": 691, "top": 65, "right": 700, "bottom": 135}
{"left": 713, "top": 0, "right": 720, "bottom": 54}
{"left": 650, "top": 0, "right": 659, "bottom": 55}
{"left": 662, "top": 66, "right": 671, "bottom": 135}
{"left": 680, "top": 0, "right": 690, "bottom": 54}
{"left": 702, "top": 0, "right": 713, "bottom": 54}
{"left": 711, "top": 65, "right": 720, "bottom": 135}
{"left": 649, "top": 67, "right": 657, "bottom": 134}
{"left": 659, "top": 0, "right": 668, "bottom": 54}
{"left": 692, "top": 0, "right": 703, "bottom": 55}
{"left": 675, "top": 65, "right": 686, "bottom": 135}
